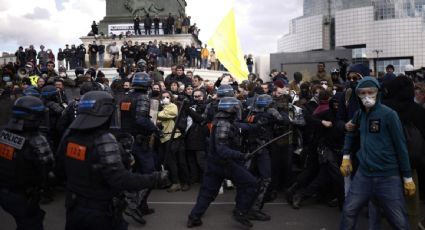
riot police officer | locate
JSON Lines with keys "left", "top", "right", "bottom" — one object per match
{"left": 41, "top": 85, "right": 66, "bottom": 152}
{"left": 0, "top": 96, "right": 54, "bottom": 230}
{"left": 245, "top": 94, "right": 288, "bottom": 220}
{"left": 57, "top": 91, "right": 168, "bottom": 230}
{"left": 187, "top": 97, "right": 257, "bottom": 228}
{"left": 119, "top": 72, "right": 161, "bottom": 224}
{"left": 202, "top": 84, "right": 235, "bottom": 124}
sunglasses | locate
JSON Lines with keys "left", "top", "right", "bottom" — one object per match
{"left": 347, "top": 73, "right": 362, "bottom": 82}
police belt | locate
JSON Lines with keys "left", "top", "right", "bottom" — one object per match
{"left": 69, "top": 193, "right": 112, "bottom": 210}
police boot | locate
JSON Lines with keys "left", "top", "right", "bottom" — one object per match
{"left": 232, "top": 210, "right": 253, "bottom": 228}
{"left": 285, "top": 182, "right": 299, "bottom": 204}
{"left": 125, "top": 207, "right": 146, "bottom": 225}
{"left": 292, "top": 193, "right": 304, "bottom": 210}
{"left": 247, "top": 210, "right": 271, "bottom": 221}
{"left": 187, "top": 216, "right": 202, "bottom": 228}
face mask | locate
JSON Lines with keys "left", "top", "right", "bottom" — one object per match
{"left": 414, "top": 97, "right": 421, "bottom": 104}
{"left": 3, "top": 76, "right": 11, "bottom": 82}
{"left": 161, "top": 98, "right": 170, "bottom": 105}
{"left": 332, "top": 90, "right": 337, "bottom": 95}
{"left": 124, "top": 88, "right": 130, "bottom": 92}
{"left": 313, "top": 93, "right": 320, "bottom": 100}
{"left": 361, "top": 97, "right": 376, "bottom": 108}
{"left": 59, "top": 73, "right": 66, "bottom": 78}
{"left": 152, "top": 91, "right": 160, "bottom": 97}
{"left": 321, "top": 84, "right": 328, "bottom": 90}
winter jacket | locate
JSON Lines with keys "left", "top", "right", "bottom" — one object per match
{"left": 158, "top": 103, "right": 181, "bottom": 143}
{"left": 343, "top": 77, "right": 412, "bottom": 178}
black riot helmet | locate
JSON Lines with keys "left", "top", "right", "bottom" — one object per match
{"left": 6, "top": 96, "right": 46, "bottom": 131}
{"left": 255, "top": 94, "right": 273, "bottom": 109}
{"left": 136, "top": 59, "right": 147, "bottom": 72}
{"left": 69, "top": 91, "right": 115, "bottom": 130}
{"left": 41, "top": 85, "right": 58, "bottom": 100}
{"left": 218, "top": 97, "right": 242, "bottom": 120}
{"left": 217, "top": 85, "right": 234, "bottom": 98}
{"left": 131, "top": 72, "right": 152, "bottom": 91}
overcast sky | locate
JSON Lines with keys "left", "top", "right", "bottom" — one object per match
{"left": 0, "top": 0, "right": 303, "bottom": 55}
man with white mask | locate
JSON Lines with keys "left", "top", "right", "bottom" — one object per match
{"left": 339, "top": 77, "right": 416, "bottom": 230}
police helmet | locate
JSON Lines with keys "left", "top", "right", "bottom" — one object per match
{"left": 255, "top": 94, "right": 273, "bottom": 109}
{"left": 69, "top": 91, "right": 115, "bottom": 130}
{"left": 6, "top": 96, "right": 46, "bottom": 131}
{"left": 41, "top": 85, "right": 58, "bottom": 99}
{"left": 23, "top": 87, "right": 40, "bottom": 97}
{"left": 217, "top": 85, "right": 234, "bottom": 98}
{"left": 136, "top": 59, "right": 147, "bottom": 72}
{"left": 218, "top": 97, "right": 242, "bottom": 120}
{"left": 132, "top": 72, "right": 152, "bottom": 90}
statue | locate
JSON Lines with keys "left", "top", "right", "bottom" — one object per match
{"left": 124, "top": 0, "right": 165, "bottom": 16}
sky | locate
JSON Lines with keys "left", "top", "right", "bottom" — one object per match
{"left": 0, "top": 0, "right": 303, "bottom": 56}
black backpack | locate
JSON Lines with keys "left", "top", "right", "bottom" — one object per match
{"left": 403, "top": 122, "right": 425, "bottom": 169}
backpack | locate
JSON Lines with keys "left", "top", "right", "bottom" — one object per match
{"left": 403, "top": 122, "right": 425, "bottom": 169}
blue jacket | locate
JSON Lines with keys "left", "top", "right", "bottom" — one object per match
{"left": 343, "top": 77, "right": 412, "bottom": 178}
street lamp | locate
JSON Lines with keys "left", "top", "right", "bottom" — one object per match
{"left": 373, "top": 49, "right": 383, "bottom": 76}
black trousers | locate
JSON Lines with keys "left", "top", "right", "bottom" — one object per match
{"left": 0, "top": 189, "right": 45, "bottom": 230}
{"left": 270, "top": 143, "right": 292, "bottom": 190}
{"left": 299, "top": 160, "right": 345, "bottom": 204}
{"left": 160, "top": 138, "right": 190, "bottom": 184}
{"left": 65, "top": 194, "right": 127, "bottom": 230}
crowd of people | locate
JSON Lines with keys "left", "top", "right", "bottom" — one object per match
{"left": 0, "top": 52, "right": 425, "bottom": 230}
{"left": 11, "top": 41, "right": 232, "bottom": 73}
{"left": 90, "top": 13, "right": 201, "bottom": 44}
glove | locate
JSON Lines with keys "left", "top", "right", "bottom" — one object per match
{"left": 339, "top": 156, "right": 352, "bottom": 177}
{"left": 153, "top": 171, "right": 171, "bottom": 189}
{"left": 243, "top": 152, "right": 255, "bottom": 161}
{"left": 404, "top": 178, "right": 416, "bottom": 196}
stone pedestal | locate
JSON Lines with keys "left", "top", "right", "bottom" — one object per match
{"left": 79, "top": 34, "right": 199, "bottom": 68}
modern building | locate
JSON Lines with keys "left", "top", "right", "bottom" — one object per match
{"left": 0, "top": 52, "right": 16, "bottom": 66}
{"left": 277, "top": 0, "right": 425, "bottom": 74}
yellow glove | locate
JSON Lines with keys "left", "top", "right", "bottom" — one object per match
{"left": 404, "top": 178, "right": 416, "bottom": 196}
{"left": 340, "top": 157, "right": 352, "bottom": 177}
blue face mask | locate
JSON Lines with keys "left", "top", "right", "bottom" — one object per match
{"left": 3, "top": 76, "right": 11, "bottom": 82}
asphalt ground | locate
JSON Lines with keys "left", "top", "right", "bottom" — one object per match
{"left": 2, "top": 184, "right": 420, "bottom": 230}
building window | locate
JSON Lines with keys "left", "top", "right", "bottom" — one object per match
{"left": 376, "top": 58, "right": 412, "bottom": 74}
{"left": 352, "top": 48, "right": 367, "bottom": 59}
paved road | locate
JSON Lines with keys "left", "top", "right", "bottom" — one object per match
{"left": 0, "top": 185, "right": 420, "bottom": 230}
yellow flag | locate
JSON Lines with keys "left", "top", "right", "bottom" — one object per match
{"left": 208, "top": 8, "right": 248, "bottom": 81}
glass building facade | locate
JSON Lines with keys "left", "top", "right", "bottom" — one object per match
{"left": 279, "top": 0, "right": 425, "bottom": 73}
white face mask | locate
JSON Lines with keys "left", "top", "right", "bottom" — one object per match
{"left": 161, "top": 98, "right": 170, "bottom": 105}
{"left": 332, "top": 90, "right": 337, "bottom": 95}
{"left": 361, "top": 97, "right": 376, "bottom": 108}
{"left": 321, "top": 84, "right": 328, "bottom": 90}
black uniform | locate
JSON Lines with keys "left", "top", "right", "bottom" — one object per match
{"left": 0, "top": 96, "right": 54, "bottom": 230}
{"left": 58, "top": 91, "right": 166, "bottom": 230}
{"left": 188, "top": 97, "right": 257, "bottom": 228}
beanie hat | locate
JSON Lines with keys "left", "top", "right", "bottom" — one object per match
{"left": 348, "top": 64, "right": 370, "bottom": 78}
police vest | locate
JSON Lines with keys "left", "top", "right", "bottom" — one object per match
{"left": 29, "top": 75, "right": 39, "bottom": 86}
{"left": 64, "top": 131, "right": 117, "bottom": 200}
{"left": 120, "top": 92, "right": 150, "bottom": 134}
{"left": 0, "top": 130, "right": 39, "bottom": 189}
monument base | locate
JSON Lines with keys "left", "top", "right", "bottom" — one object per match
{"left": 66, "top": 67, "right": 226, "bottom": 83}
{"left": 80, "top": 34, "right": 200, "bottom": 68}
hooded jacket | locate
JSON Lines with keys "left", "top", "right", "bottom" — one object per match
{"left": 342, "top": 77, "right": 412, "bottom": 178}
